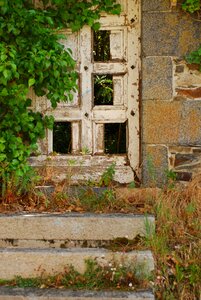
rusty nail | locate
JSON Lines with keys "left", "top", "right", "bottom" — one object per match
{"left": 85, "top": 112, "right": 89, "bottom": 118}
{"left": 130, "top": 18, "right": 135, "bottom": 23}
{"left": 84, "top": 66, "right": 88, "bottom": 71}
{"left": 130, "top": 110, "right": 135, "bottom": 116}
{"left": 131, "top": 65, "right": 135, "bottom": 69}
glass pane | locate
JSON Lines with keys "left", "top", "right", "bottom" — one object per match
{"left": 104, "top": 122, "right": 127, "bottom": 154}
{"left": 53, "top": 122, "right": 72, "bottom": 154}
{"left": 94, "top": 74, "right": 113, "bottom": 105}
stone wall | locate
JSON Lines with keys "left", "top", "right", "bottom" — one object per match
{"left": 141, "top": 0, "right": 201, "bottom": 185}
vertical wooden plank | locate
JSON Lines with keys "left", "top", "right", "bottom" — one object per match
{"left": 127, "top": 0, "right": 140, "bottom": 172}
{"left": 113, "top": 76, "right": 124, "bottom": 106}
{"left": 110, "top": 30, "right": 124, "bottom": 60}
{"left": 93, "top": 123, "right": 104, "bottom": 154}
{"left": 47, "top": 129, "right": 53, "bottom": 154}
{"left": 80, "top": 26, "right": 93, "bottom": 153}
{"left": 72, "top": 122, "right": 80, "bottom": 154}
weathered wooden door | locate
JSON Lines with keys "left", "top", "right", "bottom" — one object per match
{"left": 31, "top": 0, "right": 140, "bottom": 184}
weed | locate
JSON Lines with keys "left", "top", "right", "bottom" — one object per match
{"left": 128, "top": 181, "right": 136, "bottom": 189}
{"left": 0, "top": 259, "right": 150, "bottom": 291}
{"left": 146, "top": 155, "right": 157, "bottom": 187}
{"left": 81, "top": 147, "right": 90, "bottom": 155}
{"left": 0, "top": 168, "right": 40, "bottom": 202}
{"left": 99, "top": 163, "right": 116, "bottom": 187}
{"left": 146, "top": 178, "right": 201, "bottom": 300}
{"left": 165, "top": 169, "right": 177, "bottom": 190}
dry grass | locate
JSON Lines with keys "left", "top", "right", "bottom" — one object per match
{"left": 145, "top": 176, "right": 201, "bottom": 300}
{"left": 0, "top": 174, "right": 200, "bottom": 299}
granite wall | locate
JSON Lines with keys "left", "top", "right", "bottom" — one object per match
{"left": 141, "top": 0, "right": 201, "bottom": 185}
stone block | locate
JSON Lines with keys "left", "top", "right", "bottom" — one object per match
{"left": 168, "top": 146, "right": 201, "bottom": 180}
{"left": 176, "top": 87, "right": 201, "bottom": 99}
{"left": 143, "top": 100, "right": 201, "bottom": 145}
{"left": 0, "top": 248, "right": 154, "bottom": 279}
{"left": 179, "top": 101, "right": 201, "bottom": 145}
{"left": 174, "top": 60, "right": 201, "bottom": 94}
{"left": 142, "top": 0, "right": 170, "bottom": 12}
{"left": 143, "top": 101, "right": 181, "bottom": 144}
{"left": 142, "top": 57, "right": 173, "bottom": 100}
{"left": 142, "top": 13, "right": 201, "bottom": 57}
{"left": 142, "top": 145, "right": 168, "bottom": 187}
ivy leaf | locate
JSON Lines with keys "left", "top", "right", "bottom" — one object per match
{"left": 0, "top": 154, "right": 6, "bottom": 162}
{"left": 28, "top": 78, "right": 36, "bottom": 87}
{"left": 92, "top": 22, "right": 100, "bottom": 31}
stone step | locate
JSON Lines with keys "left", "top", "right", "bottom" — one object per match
{"left": 0, "top": 287, "right": 155, "bottom": 300}
{"left": 0, "top": 248, "right": 154, "bottom": 280}
{"left": 0, "top": 213, "right": 155, "bottom": 248}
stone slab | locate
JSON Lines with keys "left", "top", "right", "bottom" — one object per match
{"left": 0, "top": 213, "right": 155, "bottom": 242}
{"left": 143, "top": 100, "right": 201, "bottom": 145}
{"left": 0, "top": 248, "right": 154, "bottom": 279}
{"left": 0, "top": 287, "right": 155, "bottom": 300}
{"left": 142, "top": 57, "right": 172, "bottom": 100}
{"left": 142, "top": 0, "right": 170, "bottom": 12}
{"left": 142, "top": 13, "right": 201, "bottom": 57}
{"left": 142, "top": 145, "right": 168, "bottom": 187}
{"left": 29, "top": 155, "right": 134, "bottom": 184}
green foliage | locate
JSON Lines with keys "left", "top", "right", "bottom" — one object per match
{"left": 186, "top": 45, "right": 201, "bottom": 71}
{"left": 94, "top": 75, "right": 113, "bottom": 105}
{"left": 182, "top": 0, "right": 201, "bottom": 13}
{"left": 99, "top": 163, "right": 116, "bottom": 186}
{"left": 0, "top": 0, "right": 121, "bottom": 196}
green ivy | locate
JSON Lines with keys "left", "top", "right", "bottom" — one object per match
{"left": 0, "top": 0, "right": 121, "bottom": 196}
{"left": 186, "top": 45, "right": 201, "bottom": 71}
{"left": 182, "top": 0, "right": 200, "bottom": 13}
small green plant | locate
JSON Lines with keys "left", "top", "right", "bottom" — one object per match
{"left": 182, "top": 0, "right": 201, "bottom": 13}
{"left": 165, "top": 169, "right": 177, "bottom": 189}
{"left": 146, "top": 155, "right": 157, "bottom": 186}
{"left": 186, "top": 45, "right": 201, "bottom": 71}
{"left": 99, "top": 163, "right": 116, "bottom": 187}
{"left": 0, "top": 167, "right": 40, "bottom": 200}
{"left": 128, "top": 181, "right": 136, "bottom": 189}
{"left": 81, "top": 147, "right": 90, "bottom": 155}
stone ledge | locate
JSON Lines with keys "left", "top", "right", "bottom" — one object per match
{"left": 0, "top": 287, "right": 155, "bottom": 300}
{"left": 0, "top": 249, "right": 154, "bottom": 279}
{"left": 0, "top": 213, "right": 155, "bottom": 242}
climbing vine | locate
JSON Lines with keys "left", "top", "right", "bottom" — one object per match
{"left": 0, "top": 0, "right": 121, "bottom": 196}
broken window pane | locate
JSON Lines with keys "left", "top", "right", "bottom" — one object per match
{"left": 53, "top": 122, "right": 72, "bottom": 154}
{"left": 94, "top": 74, "right": 113, "bottom": 105}
{"left": 93, "top": 30, "right": 110, "bottom": 61}
{"left": 104, "top": 122, "right": 127, "bottom": 154}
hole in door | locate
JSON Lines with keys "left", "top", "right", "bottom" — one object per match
{"left": 93, "top": 30, "right": 110, "bottom": 61}
{"left": 94, "top": 74, "right": 113, "bottom": 105}
{"left": 53, "top": 122, "right": 72, "bottom": 154}
{"left": 104, "top": 122, "right": 127, "bottom": 154}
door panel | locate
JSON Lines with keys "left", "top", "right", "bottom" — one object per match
{"left": 31, "top": 0, "right": 140, "bottom": 184}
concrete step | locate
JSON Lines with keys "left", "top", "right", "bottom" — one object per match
{"left": 0, "top": 287, "right": 155, "bottom": 299}
{"left": 0, "top": 213, "right": 155, "bottom": 248}
{"left": 0, "top": 248, "right": 154, "bottom": 280}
